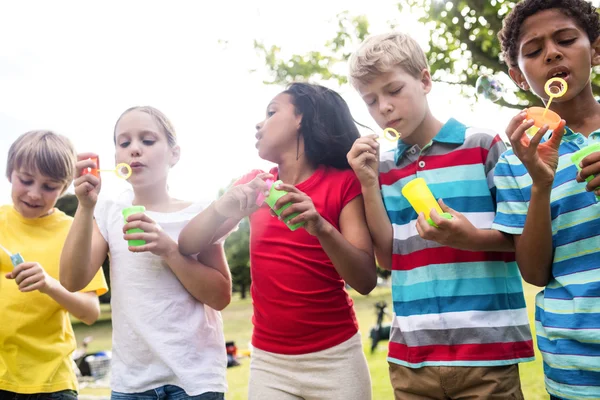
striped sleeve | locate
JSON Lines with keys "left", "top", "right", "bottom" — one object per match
{"left": 491, "top": 151, "right": 528, "bottom": 235}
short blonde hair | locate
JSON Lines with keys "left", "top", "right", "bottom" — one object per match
{"left": 6, "top": 130, "right": 76, "bottom": 190}
{"left": 114, "top": 106, "right": 177, "bottom": 147}
{"left": 349, "top": 32, "right": 429, "bottom": 87}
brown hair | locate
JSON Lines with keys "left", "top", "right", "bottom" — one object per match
{"left": 6, "top": 130, "right": 76, "bottom": 191}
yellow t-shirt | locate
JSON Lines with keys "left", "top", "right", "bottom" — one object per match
{"left": 0, "top": 204, "right": 108, "bottom": 394}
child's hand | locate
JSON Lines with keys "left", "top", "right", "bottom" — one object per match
{"left": 415, "top": 199, "right": 477, "bottom": 250}
{"left": 74, "top": 153, "right": 102, "bottom": 209}
{"left": 505, "top": 111, "right": 566, "bottom": 188}
{"left": 5, "top": 262, "right": 57, "bottom": 294}
{"left": 576, "top": 150, "right": 600, "bottom": 196}
{"left": 347, "top": 135, "right": 380, "bottom": 188}
{"left": 214, "top": 173, "right": 274, "bottom": 219}
{"left": 271, "top": 183, "right": 327, "bottom": 236}
{"left": 123, "top": 213, "right": 177, "bottom": 258}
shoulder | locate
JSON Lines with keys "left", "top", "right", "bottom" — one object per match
{"left": 463, "top": 126, "right": 505, "bottom": 149}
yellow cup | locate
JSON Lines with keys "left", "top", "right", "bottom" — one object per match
{"left": 401, "top": 177, "right": 452, "bottom": 227}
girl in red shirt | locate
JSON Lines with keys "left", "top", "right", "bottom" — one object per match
{"left": 180, "top": 82, "right": 376, "bottom": 400}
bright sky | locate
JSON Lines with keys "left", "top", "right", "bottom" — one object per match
{"left": 3, "top": 0, "right": 589, "bottom": 205}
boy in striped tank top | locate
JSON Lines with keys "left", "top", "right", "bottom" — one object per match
{"left": 495, "top": 1, "right": 600, "bottom": 399}
{"left": 346, "top": 32, "right": 534, "bottom": 399}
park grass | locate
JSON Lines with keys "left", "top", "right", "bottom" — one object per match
{"left": 75, "top": 284, "right": 547, "bottom": 399}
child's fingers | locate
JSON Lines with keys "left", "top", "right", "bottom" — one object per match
{"left": 580, "top": 151, "right": 600, "bottom": 168}
{"left": 579, "top": 160, "right": 600, "bottom": 181}
{"left": 505, "top": 111, "right": 528, "bottom": 140}
{"left": 278, "top": 202, "right": 309, "bottom": 221}
{"left": 20, "top": 280, "right": 44, "bottom": 292}
{"left": 546, "top": 120, "right": 567, "bottom": 150}
{"left": 123, "top": 232, "right": 157, "bottom": 243}
{"left": 585, "top": 175, "right": 600, "bottom": 193}
{"left": 125, "top": 213, "right": 155, "bottom": 224}
{"left": 274, "top": 183, "right": 301, "bottom": 194}
{"left": 10, "top": 262, "right": 35, "bottom": 279}
{"left": 529, "top": 124, "right": 549, "bottom": 149}
{"left": 510, "top": 120, "right": 535, "bottom": 153}
{"left": 122, "top": 220, "right": 156, "bottom": 234}
{"left": 13, "top": 267, "right": 37, "bottom": 285}
{"left": 18, "top": 274, "right": 42, "bottom": 289}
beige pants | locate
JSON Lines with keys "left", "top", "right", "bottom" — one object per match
{"left": 248, "top": 332, "right": 372, "bottom": 400}
{"left": 389, "top": 362, "right": 525, "bottom": 400}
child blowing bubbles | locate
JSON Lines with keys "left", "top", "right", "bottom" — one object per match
{"left": 494, "top": 1, "right": 600, "bottom": 399}
{"left": 0, "top": 130, "right": 107, "bottom": 400}
{"left": 60, "top": 106, "right": 230, "bottom": 400}
{"left": 179, "top": 83, "right": 376, "bottom": 400}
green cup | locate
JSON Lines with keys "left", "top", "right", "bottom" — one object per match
{"left": 264, "top": 180, "right": 305, "bottom": 231}
{"left": 571, "top": 142, "right": 600, "bottom": 201}
{"left": 122, "top": 205, "right": 146, "bottom": 247}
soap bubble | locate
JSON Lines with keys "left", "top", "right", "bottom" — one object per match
{"left": 475, "top": 74, "right": 504, "bottom": 103}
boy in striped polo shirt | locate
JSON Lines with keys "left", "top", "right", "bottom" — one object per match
{"left": 347, "top": 32, "right": 534, "bottom": 399}
{"left": 494, "top": 1, "right": 600, "bottom": 399}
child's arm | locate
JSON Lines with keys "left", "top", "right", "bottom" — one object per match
{"left": 179, "top": 172, "right": 273, "bottom": 256}
{"left": 347, "top": 135, "right": 394, "bottom": 270}
{"left": 6, "top": 262, "right": 100, "bottom": 325}
{"left": 275, "top": 184, "right": 377, "bottom": 295}
{"left": 124, "top": 213, "right": 231, "bottom": 309}
{"left": 60, "top": 155, "right": 109, "bottom": 292}
{"left": 501, "top": 112, "right": 566, "bottom": 286}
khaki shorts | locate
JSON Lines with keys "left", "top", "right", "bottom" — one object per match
{"left": 389, "top": 362, "right": 524, "bottom": 400}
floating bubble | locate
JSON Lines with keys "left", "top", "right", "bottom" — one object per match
{"left": 475, "top": 74, "right": 504, "bottom": 103}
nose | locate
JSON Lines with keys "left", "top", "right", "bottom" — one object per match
{"left": 129, "top": 140, "right": 142, "bottom": 157}
{"left": 379, "top": 97, "right": 393, "bottom": 115}
{"left": 28, "top": 187, "right": 42, "bottom": 201}
{"left": 255, "top": 121, "right": 263, "bottom": 139}
{"left": 545, "top": 42, "right": 564, "bottom": 64}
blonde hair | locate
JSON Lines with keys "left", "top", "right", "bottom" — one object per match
{"left": 348, "top": 32, "right": 429, "bottom": 87}
{"left": 114, "top": 106, "right": 177, "bottom": 147}
{"left": 6, "top": 130, "right": 76, "bottom": 190}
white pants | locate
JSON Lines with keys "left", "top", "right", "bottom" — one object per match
{"left": 248, "top": 332, "right": 372, "bottom": 400}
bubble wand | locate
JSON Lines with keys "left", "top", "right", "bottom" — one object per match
{"left": 81, "top": 156, "right": 132, "bottom": 179}
{"left": 526, "top": 77, "right": 568, "bottom": 136}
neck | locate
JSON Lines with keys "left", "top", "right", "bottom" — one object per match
{"left": 550, "top": 83, "right": 600, "bottom": 136}
{"left": 132, "top": 181, "right": 171, "bottom": 210}
{"left": 276, "top": 152, "right": 316, "bottom": 185}
{"left": 404, "top": 109, "right": 444, "bottom": 148}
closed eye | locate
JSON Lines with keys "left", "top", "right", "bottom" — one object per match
{"left": 119, "top": 141, "right": 130, "bottom": 148}
{"left": 143, "top": 140, "right": 155, "bottom": 146}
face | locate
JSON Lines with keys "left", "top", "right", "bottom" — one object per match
{"left": 356, "top": 66, "right": 432, "bottom": 143}
{"left": 10, "top": 168, "right": 64, "bottom": 218}
{"left": 510, "top": 9, "right": 600, "bottom": 102}
{"left": 114, "top": 110, "right": 179, "bottom": 188}
{"left": 255, "top": 93, "right": 302, "bottom": 163}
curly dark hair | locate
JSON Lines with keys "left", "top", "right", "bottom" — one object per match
{"left": 284, "top": 82, "right": 362, "bottom": 170}
{"left": 498, "top": 0, "right": 600, "bottom": 67}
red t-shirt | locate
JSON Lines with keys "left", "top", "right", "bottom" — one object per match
{"left": 236, "top": 165, "right": 362, "bottom": 355}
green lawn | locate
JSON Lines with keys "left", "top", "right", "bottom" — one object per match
{"left": 75, "top": 284, "right": 547, "bottom": 399}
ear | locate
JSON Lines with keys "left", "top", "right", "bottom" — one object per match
{"left": 420, "top": 69, "right": 433, "bottom": 94}
{"left": 170, "top": 145, "right": 181, "bottom": 168}
{"left": 509, "top": 67, "right": 529, "bottom": 91}
{"left": 591, "top": 37, "right": 600, "bottom": 66}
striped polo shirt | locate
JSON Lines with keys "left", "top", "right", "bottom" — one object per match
{"left": 381, "top": 118, "right": 534, "bottom": 368}
{"left": 493, "top": 127, "right": 600, "bottom": 400}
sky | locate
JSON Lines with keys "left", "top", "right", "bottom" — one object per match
{"left": 3, "top": 0, "right": 596, "bottom": 205}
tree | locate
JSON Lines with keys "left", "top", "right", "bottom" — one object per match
{"left": 55, "top": 194, "right": 111, "bottom": 303}
{"left": 223, "top": 217, "right": 251, "bottom": 299}
{"left": 255, "top": 0, "right": 600, "bottom": 108}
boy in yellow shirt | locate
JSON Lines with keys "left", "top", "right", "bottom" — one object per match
{"left": 0, "top": 130, "right": 108, "bottom": 399}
